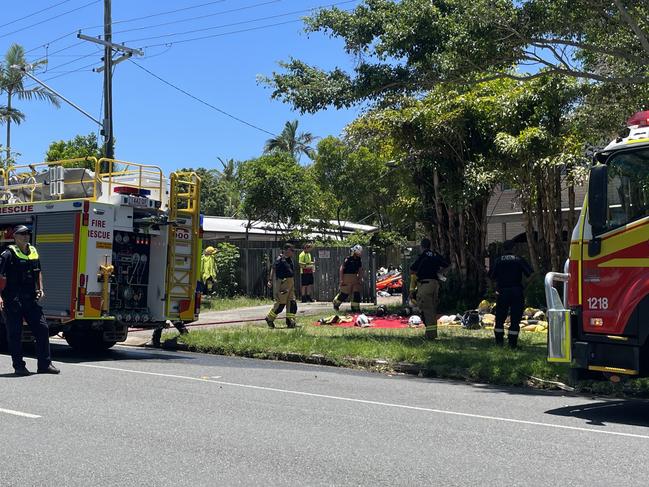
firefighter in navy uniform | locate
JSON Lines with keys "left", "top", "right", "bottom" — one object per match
{"left": 0, "top": 225, "right": 59, "bottom": 375}
{"left": 409, "top": 238, "right": 449, "bottom": 340}
{"left": 333, "top": 245, "right": 364, "bottom": 313}
{"left": 266, "top": 243, "right": 298, "bottom": 328}
{"left": 488, "top": 240, "right": 533, "bottom": 348}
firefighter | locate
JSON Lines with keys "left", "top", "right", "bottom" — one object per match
{"left": 299, "top": 243, "right": 316, "bottom": 303}
{"left": 0, "top": 225, "right": 59, "bottom": 375}
{"left": 333, "top": 245, "right": 364, "bottom": 313}
{"left": 150, "top": 320, "right": 189, "bottom": 348}
{"left": 266, "top": 243, "right": 297, "bottom": 328}
{"left": 488, "top": 240, "right": 533, "bottom": 348}
{"left": 200, "top": 246, "right": 218, "bottom": 295}
{"left": 408, "top": 238, "right": 449, "bottom": 340}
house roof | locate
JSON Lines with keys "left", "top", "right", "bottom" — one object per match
{"left": 202, "top": 216, "right": 378, "bottom": 240}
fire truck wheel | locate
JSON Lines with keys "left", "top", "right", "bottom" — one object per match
{"left": 64, "top": 329, "right": 116, "bottom": 353}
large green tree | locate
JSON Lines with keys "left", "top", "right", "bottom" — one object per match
{"left": 46, "top": 133, "right": 104, "bottom": 166}
{"left": 0, "top": 43, "right": 60, "bottom": 161}
{"left": 264, "top": 0, "right": 649, "bottom": 113}
{"left": 313, "top": 136, "right": 415, "bottom": 237}
{"left": 238, "top": 152, "right": 318, "bottom": 234}
{"left": 264, "top": 120, "right": 317, "bottom": 161}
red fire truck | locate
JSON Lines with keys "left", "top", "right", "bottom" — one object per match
{"left": 0, "top": 157, "right": 201, "bottom": 352}
{"left": 546, "top": 110, "right": 649, "bottom": 380}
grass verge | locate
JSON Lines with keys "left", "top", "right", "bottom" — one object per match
{"left": 200, "top": 296, "right": 273, "bottom": 312}
{"left": 163, "top": 316, "right": 649, "bottom": 397}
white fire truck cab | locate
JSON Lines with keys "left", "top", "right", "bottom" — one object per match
{"left": 0, "top": 157, "right": 201, "bottom": 352}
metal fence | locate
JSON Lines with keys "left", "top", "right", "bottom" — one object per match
{"left": 239, "top": 246, "right": 377, "bottom": 303}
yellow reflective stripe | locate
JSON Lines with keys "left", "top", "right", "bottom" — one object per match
{"left": 9, "top": 244, "right": 39, "bottom": 260}
{"left": 36, "top": 233, "right": 74, "bottom": 244}
{"left": 598, "top": 258, "right": 649, "bottom": 268}
{"left": 625, "top": 137, "right": 649, "bottom": 145}
{"left": 78, "top": 224, "right": 88, "bottom": 273}
{"left": 606, "top": 335, "right": 629, "bottom": 341}
{"left": 588, "top": 365, "right": 638, "bottom": 375}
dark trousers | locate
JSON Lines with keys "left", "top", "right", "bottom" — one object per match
{"left": 4, "top": 299, "right": 51, "bottom": 369}
{"left": 495, "top": 287, "right": 524, "bottom": 340}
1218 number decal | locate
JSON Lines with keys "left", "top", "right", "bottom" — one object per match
{"left": 587, "top": 297, "right": 609, "bottom": 310}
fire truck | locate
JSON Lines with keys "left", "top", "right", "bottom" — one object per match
{"left": 0, "top": 157, "right": 201, "bottom": 352}
{"left": 546, "top": 110, "right": 649, "bottom": 380}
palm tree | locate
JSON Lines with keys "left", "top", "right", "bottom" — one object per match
{"left": 0, "top": 43, "right": 60, "bottom": 161}
{"left": 264, "top": 120, "right": 317, "bottom": 161}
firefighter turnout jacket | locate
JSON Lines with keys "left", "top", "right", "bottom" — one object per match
{"left": 274, "top": 254, "right": 295, "bottom": 279}
{"left": 409, "top": 250, "right": 449, "bottom": 280}
{"left": 488, "top": 253, "right": 532, "bottom": 290}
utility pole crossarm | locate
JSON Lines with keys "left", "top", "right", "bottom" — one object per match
{"left": 77, "top": 32, "right": 143, "bottom": 56}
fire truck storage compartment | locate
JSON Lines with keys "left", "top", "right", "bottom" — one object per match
{"left": 110, "top": 230, "right": 152, "bottom": 323}
{"left": 0, "top": 212, "right": 78, "bottom": 318}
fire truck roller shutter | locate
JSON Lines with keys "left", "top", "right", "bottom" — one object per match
{"left": 34, "top": 213, "right": 77, "bottom": 318}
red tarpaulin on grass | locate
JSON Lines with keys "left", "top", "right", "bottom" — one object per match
{"left": 315, "top": 314, "right": 414, "bottom": 329}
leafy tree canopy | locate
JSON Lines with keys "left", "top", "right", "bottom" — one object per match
{"left": 239, "top": 152, "right": 318, "bottom": 229}
{"left": 264, "top": 0, "right": 649, "bottom": 113}
{"left": 45, "top": 133, "right": 104, "bottom": 164}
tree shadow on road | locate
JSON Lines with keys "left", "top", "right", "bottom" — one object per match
{"left": 545, "top": 400, "right": 649, "bottom": 428}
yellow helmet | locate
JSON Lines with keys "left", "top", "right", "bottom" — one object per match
{"left": 204, "top": 246, "right": 216, "bottom": 255}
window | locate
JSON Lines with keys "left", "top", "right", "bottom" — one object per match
{"left": 605, "top": 148, "right": 649, "bottom": 231}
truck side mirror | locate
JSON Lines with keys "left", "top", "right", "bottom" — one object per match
{"left": 588, "top": 164, "right": 608, "bottom": 234}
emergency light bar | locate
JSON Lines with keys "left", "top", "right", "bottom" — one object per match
{"left": 627, "top": 110, "right": 649, "bottom": 127}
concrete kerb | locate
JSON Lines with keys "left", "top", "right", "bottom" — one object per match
{"left": 158, "top": 337, "right": 424, "bottom": 376}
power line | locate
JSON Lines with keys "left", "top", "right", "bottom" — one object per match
{"left": 25, "top": 31, "right": 81, "bottom": 55}
{"left": 0, "top": 0, "right": 74, "bottom": 30}
{"left": 128, "top": 59, "right": 276, "bottom": 136}
{"left": 23, "top": 59, "right": 101, "bottom": 88}
{"left": 0, "top": 0, "right": 101, "bottom": 40}
{"left": 141, "top": 18, "right": 304, "bottom": 49}
{"left": 123, "top": 0, "right": 358, "bottom": 44}
{"left": 83, "top": 0, "right": 229, "bottom": 29}
{"left": 111, "top": 0, "right": 282, "bottom": 36}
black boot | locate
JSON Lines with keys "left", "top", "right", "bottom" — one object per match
{"left": 265, "top": 318, "right": 275, "bottom": 329}
{"left": 301, "top": 296, "right": 307, "bottom": 303}
{"left": 494, "top": 332, "right": 504, "bottom": 347}
{"left": 508, "top": 335, "right": 518, "bottom": 349}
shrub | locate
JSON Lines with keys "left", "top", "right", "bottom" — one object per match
{"left": 213, "top": 242, "right": 240, "bottom": 297}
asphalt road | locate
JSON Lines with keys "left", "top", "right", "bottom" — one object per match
{"left": 1, "top": 345, "right": 649, "bottom": 487}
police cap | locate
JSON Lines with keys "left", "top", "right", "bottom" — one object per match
{"left": 13, "top": 225, "right": 31, "bottom": 235}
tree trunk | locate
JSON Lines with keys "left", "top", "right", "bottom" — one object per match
{"left": 432, "top": 169, "right": 448, "bottom": 257}
{"left": 458, "top": 210, "right": 468, "bottom": 279}
{"left": 568, "top": 181, "right": 576, "bottom": 240}
{"left": 5, "top": 90, "right": 12, "bottom": 165}
{"left": 521, "top": 193, "right": 541, "bottom": 273}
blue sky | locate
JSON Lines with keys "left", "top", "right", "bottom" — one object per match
{"left": 1, "top": 0, "right": 362, "bottom": 173}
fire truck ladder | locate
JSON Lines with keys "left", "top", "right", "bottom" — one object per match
{"left": 165, "top": 172, "right": 201, "bottom": 321}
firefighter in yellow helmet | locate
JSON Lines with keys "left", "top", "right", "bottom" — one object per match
{"left": 200, "top": 246, "right": 218, "bottom": 295}
{"left": 333, "top": 245, "right": 364, "bottom": 313}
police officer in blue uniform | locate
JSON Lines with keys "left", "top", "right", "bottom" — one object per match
{"left": 488, "top": 240, "right": 533, "bottom": 348}
{"left": 0, "top": 225, "right": 59, "bottom": 375}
